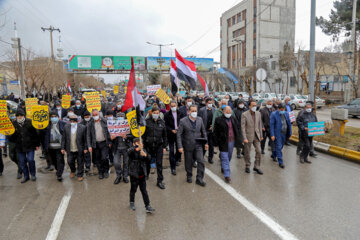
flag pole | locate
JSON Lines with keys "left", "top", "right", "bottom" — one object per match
{"left": 131, "top": 57, "right": 143, "bottom": 145}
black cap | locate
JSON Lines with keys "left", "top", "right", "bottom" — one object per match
{"left": 106, "top": 110, "right": 113, "bottom": 116}
{"left": 55, "top": 101, "right": 61, "bottom": 106}
{"left": 15, "top": 108, "right": 25, "bottom": 116}
{"left": 50, "top": 110, "right": 58, "bottom": 116}
{"left": 83, "top": 110, "right": 91, "bottom": 117}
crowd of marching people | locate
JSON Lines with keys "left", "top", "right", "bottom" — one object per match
{"left": 0, "top": 91, "right": 319, "bottom": 213}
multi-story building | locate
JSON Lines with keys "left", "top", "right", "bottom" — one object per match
{"left": 220, "top": 0, "right": 296, "bottom": 79}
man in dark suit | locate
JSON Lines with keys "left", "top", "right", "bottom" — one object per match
{"left": 179, "top": 96, "right": 194, "bottom": 119}
{"left": 53, "top": 101, "right": 68, "bottom": 120}
{"left": 164, "top": 100, "right": 181, "bottom": 175}
{"left": 177, "top": 105, "right": 208, "bottom": 186}
{"left": 61, "top": 115, "right": 87, "bottom": 181}
{"left": 198, "top": 98, "right": 215, "bottom": 164}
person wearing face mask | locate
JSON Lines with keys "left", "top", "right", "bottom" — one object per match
{"left": 214, "top": 106, "right": 242, "bottom": 183}
{"left": 143, "top": 107, "right": 168, "bottom": 189}
{"left": 225, "top": 95, "right": 234, "bottom": 109}
{"left": 44, "top": 111, "right": 66, "bottom": 181}
{"left": 296, "top": 102, "right": 318, "bottom": 164}
{"left": 73, "top": 100, "right": 85, "bottom": 119}
{"left": 234, "top": 99, "right": 247, "bottom": 158}
{"left": 179, "top": 96, "right": 194, "bottom": 119}
{"left": 212, "top": 99, "right": 232, "bottom": 133}
{"left": 164, "top": 101, "right": 182, "bottom": 175}
{"left": 87, "top": 109, "right": 112, "bottom": 179}
{"left": 52, "top": 101, "right": 68, "bottom": 120}
{"left": 198, "top": 98, "right": 215, "bottom": 164}
{"left": 105, "top": 110, "right": 115, "bottom": 167}
{"left": 61, "top": 115, "right": 87, "bottom": 181}
{"left": 12, "top": 108, "right": 40, "bottom": 183}
{"left": 113, "top": 100, "right": 123, "bottom": 116}
{"left": 80, "top": 111, "right": 92, "bottom": 174}
{"left": 270, "top": 104, "right": 292, "bottom": 169}
{"left": 296, "top": 109, "right": 317, "bottom": 157}
{"left": 241, "top": 100, "right": 264, "bottom": 175}
{"left": 177, "top": 105, "right": 208, "bottom": 186}
{"left": 259, "top": 100, "right": 275, "bottom": 155}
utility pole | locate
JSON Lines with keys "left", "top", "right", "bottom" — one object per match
{"left": 308, "top": 0, "right": 316, "bottom": 103}
{"left": 146, "top": 42, "right": 174, "bottom": 87}
{"left": 11, "top": 37, "right": 26, "bottom": 100}
{"left": 351, "top": 0, "right": 357, "bottom": 100}
{"left": 41, "top": 26, "right": 60, "bottom": 60}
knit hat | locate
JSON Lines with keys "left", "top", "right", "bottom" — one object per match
{"left": 15, "top": 108, "right": 25, "bottom": 116}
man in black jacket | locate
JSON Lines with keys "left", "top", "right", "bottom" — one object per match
{"left": 143, "top": 106, "right": 167, "bottom": 189}
{"left": 53, "top": 101, "right": 68, "bottom": 120}
{"left": 12, "top": 108, "right": 40, "bottom": 183}
{"left": 74, "top": 100, "right": 85, "bottom": 119}
{"left": 259, "top": 100, "right": 275, "bottom": 156}
{"left": 128, "top": 138, "right": 155, "bottom": 213}
{"left": 87, "top": 109, "right": 111, "bottom": 179}
{"left": 61, "top": 115, "right": 87, "bottom": 181}
{"left": 233, "top": 99, "right": 246, "bottom": 158}
{"left": 164, "top": 101, "right": 181, "bottom": 175}
{"left": 214, "top": 106, "right": 242, "bottom": 183}
{"left": 198, "top": 98, "right": 215, "bottom": 163}
{"left": 80, "top": 111, "right": 92, "bottom": 173}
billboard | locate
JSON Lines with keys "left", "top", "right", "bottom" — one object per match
{"left": 147, "top": 57, "right": 213, "bottom": 72}
{"left": 69, "top": 55, "right": 146, "bottom": 70}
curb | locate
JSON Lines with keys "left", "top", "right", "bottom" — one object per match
{"left": 289, "top": 135, "right": 360, "bottom": 162}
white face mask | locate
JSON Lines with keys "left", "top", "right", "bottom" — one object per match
{"left": 84, "top": 117, "right": 91, "bottom": 122}
{"left": 93, "top": 116, "right": 99, "bottom": 121}
{"left": 266, "top": 104, "right": 272, "bottom": 109}
{"left": 70, "top": 122, "right": 76, "bottom": 127}
{"left": 306, "top": 108, "right": 312, "bottom": 113}
{"left": 107, "top": 116, "right": 113, "bottom": 120}
{"left": 171, "top": 107, "right": 177, "bottom": 112}
{"left": 207, "top": 104, "right": 212, "bottom": 108}
{"left": 239, "top": 104, "right": 244, "bottom": 109}
{"left": 56, "top": 107, "right": 61, "bottom": 110}
{"left": 152, "top": 114, "right": 159, "bottom": 120}
{"left": 251, "top": 107, "right": 257, "bottom": 112}
{"left": 117, "top": 105, "right": 122, "bottom": 108}
{"left": 187, "top": 101, "right": 192, "bottom": 107}
{"left": 224, "top": 113, "right": 231, "bottom": 118}
{"left": 190, "top": 112, "right": 197, "bottom": 118}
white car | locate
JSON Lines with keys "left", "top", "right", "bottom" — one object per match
{"left": 302, "top": 95, "right": 325, "bottom": 108}
{"left": 252, "top": 93, "right": 264, "bottom": 101}
{"left": 263, "top": 93, "right": 277, "bottom": 101}
{"left": 289, "top": 94, "right": 307, "bottom": 110}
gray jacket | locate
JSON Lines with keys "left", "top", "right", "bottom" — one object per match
{"left": 177, "top": 116, "right": 207, "bottom": 150}
{"left": 198, "top": 106, "right": 215, "bottom": 131}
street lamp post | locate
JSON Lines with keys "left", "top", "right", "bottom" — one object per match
{"left": 146, "top": 42, "right": 174, "bottom": 87}
{"left": 232, "top": 39, "right": 244, "bottom": 91}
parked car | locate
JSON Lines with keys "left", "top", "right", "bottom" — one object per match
{"left": 6, "top": 100, "right": 18, "bottom": 119}
{"left": 263, "top": 93, "right": 277, "bottom": 101}
{"left": 289, "top": 94, "right": 307, "bottom": 110}
{"left": 336, "top": 98, "right": 360, "bottom": 117}
{"left": 252, "top": 93, "right": 264, "bottom": 101}
{"left": 302, "top": 95, "right": 326, "bottom": 108}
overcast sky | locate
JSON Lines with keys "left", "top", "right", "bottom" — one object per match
{"left": 0, "top": 0, "right": 342, "bottom": 83}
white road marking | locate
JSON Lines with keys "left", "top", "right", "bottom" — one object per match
{"left": 205, "top": 169, "right": 299, "bottom": 240}
{"left": 45, "top": 190, "right": 72, "bottom": 240}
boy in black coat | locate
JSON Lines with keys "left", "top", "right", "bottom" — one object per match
{"left": 128, "top": 138, "right": 155, "bottom": 213}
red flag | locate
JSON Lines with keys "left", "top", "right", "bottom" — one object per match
{"left": 67, "top": 79, "right": 71, "bottom": 95}
{"left": 122, "top": 57, "right": 145, "bottom": 112}
{"left": 197, "top": 73, "right": 209, "bottom": 96}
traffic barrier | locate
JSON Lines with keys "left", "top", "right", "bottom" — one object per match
{"left": 343, "top": 149, "right": 360, "bottom": 162}
{"left": 314, "top": 142, "right": 330, "bottom": 152}
{"left": 328, "top": 146, "right": 346, "bottom": 158}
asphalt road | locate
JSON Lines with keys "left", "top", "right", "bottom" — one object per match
{"left": 295, "top": 107, "right": 360, "bottom": 128}
{"left": 1, "top": 145, "right": 360, "bottom": 240}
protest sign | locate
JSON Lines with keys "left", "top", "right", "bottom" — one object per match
{"left": 101, "top": 90, "right": 106, "bottom": 98}
{"left": 25, "top": 98, "right": 38, "bottom": 117}
{"left": 113, "top": 85, "right": 119, "bottom": 94}
{"left": 289, "top": 111, "right": 296, "bottom": 123}
{"left": 0, "top": 100, "right": 7, "bottom": 114}
{"left": 61, "top": 95, "right": 71, "bottom": 109}
{"left": 31, "top": 105, "right": 49, "bottom": 129}
{"left": 84, "top": 92, "right": 101, "bottom": 112}
{"left": 155, "top": 88, "right": 171, "bottom": 104}
{"left": 0, "top": 114, "right": 15, "bottom": 135}
{"left": 107, "top": 119, "right": 130, "bottom": 136}
{"left": 147, "top": 85, "right": 161, "bottom": 95}
{"left": 126, "top": 110, "right": 145, "bottom": 137}
{"left": 308, "top": 121, "right": 325, "bottom": 136}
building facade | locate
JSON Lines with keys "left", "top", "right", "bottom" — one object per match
{"left": 220, "top": 0, "right": 296, "bottom": 75}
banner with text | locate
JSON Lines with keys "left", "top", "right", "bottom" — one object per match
{"left": 155, "top": 88, "right": 171, "bottom": 104}
{"left": 31, "top": 105, "right": 49, "bottom": 129}
{"left": 107, "top": 119, "right": 130, "bottom": 136}
{"left": 61, "top": 95, "right": 71, "bottom": 109}
{"left": 84, "top": 92, "right": 101, "bottom": 113}
{"left": 308, "top": 121, "right": 325, "bottom": 136}
{"left": 126, "top": 110, "right": 145, "bottom": 137}
{"left": 25, "top": 98, "right": 38, "bottom": 117}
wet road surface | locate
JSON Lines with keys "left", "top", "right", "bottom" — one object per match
{"left": 1, "top": 144, "right": 360, "bottom": 240}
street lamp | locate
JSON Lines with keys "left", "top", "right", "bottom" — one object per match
{"left": 146, "top": 42, "right": 174, "bottom": 87}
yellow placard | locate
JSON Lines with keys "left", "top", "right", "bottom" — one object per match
{"left": 126, "top": 110, "right": 145, "bottom": 137}
{"left": 84, "top": 92, "right": 101, "bottom": 113}
{"left": 101, "top": 90, "right": 106, "bottom": 98}
{"left": 124, "top": 86, "right": 127, "bottom": 93}
{"left": 0, "top": 114, "right": 15, "bottom": 135}
{"left": 31, "top": 105, "right": 49, "bottom": 129}
{"left": 113, "top": 85, "right": 119, "bottom": 94}
{"left": 25, "top": 98, "right": 38, "bottom": 117}
{"left": 0, "top": 100, "right": 7, "bottom": 114}
{"left": 61, "top": 95, "right": 71, "bottom": 109}
{"left": 155, "top": 88, "right": 171, "bottom": 104}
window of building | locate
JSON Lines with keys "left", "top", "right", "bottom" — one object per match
{"left": 232, "top": 16, "right": 236, "bottom": 25}
{"left": 237, "top": 13, "right": 241, "bottom": 23}
{"left": 334, "top": 76, "right": 339, "bottom": 82}
{"left": 271, "top": 61, "right": 276, "bottom": 70}
{"left": 232, "top": 59, "right": 236, "bottom": 68}
{"left": 227, "top": 18, "right": 231, "bottom": 27}
{"left": 233, "top": 31, "right": 236, "bottom": 38}
{"left": 253, "top": 57, "right": 256, "bottom": 65}
{"left": 253, "top": 39, "right": 256, "bottom": 49}
{"left": 290, "top": 77, "right": 296, "bottom": 87}
{"left": 253, "top": 7, "right": 257, "bottom": 17}
{"left": 253, "top": 22, "right": 256, "bottom": 33}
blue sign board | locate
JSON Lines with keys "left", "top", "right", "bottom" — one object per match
{"left": 9, "top": 80, "right": 19, "bottom": 85}
{"left": 308, "top": 121, "right": 325, "bottom": 136}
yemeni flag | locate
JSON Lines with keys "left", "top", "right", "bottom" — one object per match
{"left": 170, "top": 59, "right": 180, "bottom": 96}
{"left": 175, "top": 49, "right": 197, "bottom": 89}
{"left": 197, "top": 73, "right": 209, "bottom": 96}
{"left": 67, "top": 79, "right": 71, "bottom": 95}
{"left": 122, "top": 57, "right": 146, "bottom": 112}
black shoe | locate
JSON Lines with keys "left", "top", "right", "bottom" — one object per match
{"left": 40, "top": 154, "right": 45, "bottom": 159}
{"left": 187, "top": 177, "right": 192, "bottom": 183}
{"left": 279, "top": 164, "right": 285, "bottom": 169}
{"left": 214, "top": 151, "right": 218, "bottom": 154}
{"left": 310, "top": 153, "right": 317, "bottom": 158}
{"left": 21, "top": 177, "right": 30, "bottom": 183}
{"left": 44, "top": 165, "right": 51, "bottom": 170}
{"left": 221, "top": 168, "right": 224, "bottom": 173}
{"left": 146, "top": 205, "right": 155, "bottom": 213}
{"left": 296, "top": 151, "right": 301, "bottom": 155}
{"left": 271, "top": 156, "right": 277, "bottom": 162}
{"left": 31, "top": 176, "right": 36, "bottom": 181}
{"left": 300, "top": 157, "right": 305, "bottom": 164}
{"left": 304, "top": 159, "right": 312, "bottom": 164}
{"left": 253, "top": 168, "right": 263, "bottom": 175}
{"left": 17, "top": 172, "right": 22, "bottom": 179}
{"left": 48, "top": 165, "right": 55, "bottom": 171}
{"left": 57, "top": 176, "right": 63, "bottom": 182}
{"left": 261, "top": 150, "right": 265, "bottom": 154}
{"left": 99, "top": 174, "right": 104, "bottom": 179}
{"left": 130, "top": 202, "right": 136, "bottom": 211}
{"left": 237, "top": 154, "right": 241, "bottom": 159}
{"left": 123, "top": 177, "right": 129, "bottom": 183}
{"left": 225, "top": 177, "right": 231, "bottom": 183}
{"left": 176, "top": 161, "right": 180, "bottom": 166}
{"left": 193, "top": 162, "right": 197, "bottom": 168}
{"left": 208, "top": 159, "right": 214, "bottom": 164}
{"left": 104, "top": 172, "right": 109, "bottom": 178}
{"left": 171, "top": 169, "right": 176, "bottom": 176}
{"left": 0, "top": 172, "right": 2, "bottom": 176}
{"left": 114, "top": 176, "right": 121, "bottom": 184}
{"left": 245, "top": 168, "right": 250, "bottom": 173}
{"left": 157, "top": 182, "right": 166, "bottom": 190}
{"left": 195, "top": 179, "right": 206, "bottom": 187}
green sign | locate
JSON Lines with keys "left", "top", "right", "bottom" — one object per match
{"left": 68, "top": 55, "right": 146, "bottom": 70}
